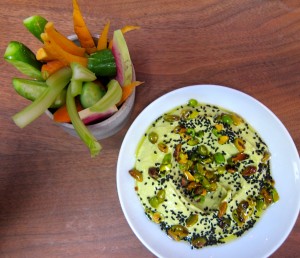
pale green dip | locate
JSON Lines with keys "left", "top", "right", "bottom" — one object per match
{"left": 132, "top": 101, "right": 278, "bottom": 248}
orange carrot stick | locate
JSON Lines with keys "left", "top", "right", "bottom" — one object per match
{"left": 108, "top": 25, "right": 140, "bottom": 49}
{"left": 53, "top": 101, "right": 83, "bottom": 123}
{"left": 41, "top": 60, "right": 66, "bottom": 80}
{"left": 121, "top": 25, "right": 141, "bottom": 34}
{"left": 72, "top": 0, "right": 96, "bottom": 54}
{"left": 41, "top": 33, "right": 88, "bottom": 67}
{"left": 97, "top": 20, "right": 110, "bottom": 50}
{"left": 36, "top": 47, "right": 58, "bottom": 61}
{"left": 118, "top": 81, "right": 144, "bottom": 105}
{"left": 44, "top": 22, "right": 86, "bottom": 56}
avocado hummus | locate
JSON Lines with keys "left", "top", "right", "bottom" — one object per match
{"left": 129, "top": 99, "right": 279, "bottom": 249}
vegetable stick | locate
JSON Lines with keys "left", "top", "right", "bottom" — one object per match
{"left": 36, "top": 47, "right": 58, "bottom": 61}
{"left": 118, "top": 81, "right": 144, "bottom": 105}
{"left": 97, "top": 20, "right": 110, "bottom": 50}
{"left": 41, "top": 33, "right": 88, "bottom": 67}
{"left": 108, "top": 25, "right": 140, "bottom": 49}
{"left": 53, "top": 101, "right": 83, "bottom": 123}
{"left": 121, "top": 25, "right": 141, "bottom": 34}
{"left": 72, "top": 0, "right": 96, "bottom": 54}
{"left": 41, "top": 60, "right": 66, "bottom": 80}
{"left": 44, "top": 22, "right": 86, "bottom": 56}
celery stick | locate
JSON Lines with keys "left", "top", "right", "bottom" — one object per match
{"left": 12, "top": 78, "right": 66, "bottom": 108}
{"left": 70, "top": 62, "right": 96, "bottom": 81}
{"left": 66, "top": 85, "right": 102, "bottom": 157}
{"left": 90, "top": 79, "right": 122, "bottom": 112}
{"left": 70, "top": 62, "right": 96, "bottom": 97}
{"left": 12, "top": 67, "right": 71, "bottom": 128}
{"left": 70, "top": 79, "right": 83, "bottom": 97}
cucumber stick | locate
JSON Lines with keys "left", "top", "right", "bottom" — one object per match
{"left": 87, "top": 49, "right": 116, "bottom": 77}
{"left": 4, "top": 41, "right": 43, "bottom": 80}
{"left": 80, "top": 81, "right": 106, "bottom": 109}
{"left": 13, "top": 67, "right": 72, "bottom": 128}
{"left": 23, "top": 15, "right": 48, "bottom": 42}
{"left": 13, "top": 78, "right": 66, "bottom": 108}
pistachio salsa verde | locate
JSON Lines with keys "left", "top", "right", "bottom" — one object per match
{"left": 129, "top": 99, "right": 279, "bottom": 249}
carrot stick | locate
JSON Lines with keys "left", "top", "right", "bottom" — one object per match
{"left": 97, "top": 20, "right": 110, "bottom": 50}
{"left": 41, "top": 33, "right": 88, "bottom": 67}
{"left": 36, "top": 47, "right": 58, "bottom": 61}
{"left": 41, "top": 60, "right": 66, "bottom": 80}
{"left": 72, "top": 0, "right": 96, "bottom": 54}
{"left": 44, "top": 22, "right": 86, "bottom": 56}
{"left": 108, "top": 25, "right": 140, "bottom": 49}
{"left": 121, "top": 25, "right": 141, "bottom": 34}
{"left": 118, "top": 81, "right": 144, "bottom": 105}
{"left": 53, "top": 101, "right": 83, "bottom": 123}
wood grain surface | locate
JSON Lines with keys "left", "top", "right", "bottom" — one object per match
{"left": 0, "top": 0, "right": 299, "bottom": 257}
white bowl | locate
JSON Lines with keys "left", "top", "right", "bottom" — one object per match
{"left": 45, "top": 34, "right": 136, "bottom": 140}
{"left": 117, "top": 85, "right": 300, "bottom": 258}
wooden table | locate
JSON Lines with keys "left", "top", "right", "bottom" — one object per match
{"left": 0, "top": 0, "right": 299, "bottom": 257}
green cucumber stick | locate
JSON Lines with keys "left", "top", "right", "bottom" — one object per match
{"left": 12, "top": 78, "right": 66, "bottom": 108}
{"left": 66, "top": 85, "right": 102, "bottom": 157}
{"left": 13, "top": 67, "right": 72, "bottom": 128}
{"left": 23, "top": 15, "right": 48, "bottom": 42}
{"left": 4, "top": 41, "right": 43, "bottom": 80}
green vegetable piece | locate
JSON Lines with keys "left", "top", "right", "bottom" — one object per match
{"left": 12, "top": 78, "right": 66, "bottom": 108}
{"left": 188, "top": 99, "right": 198, "bottom": 107}
{"left": 186, "top": 214, "right": 198, "bottom": 227}
{"left": 168, "top": 225, "right": 189, "bottom": 241}
{"left": 162, "top": 153, "right": 172, "bottom": 164}
{"left": 156, "top": 189, "right": 166, "bottom": 203}
{"left": 186, "top": 128, "right": 195, "bottom": 138}
{"left": 212, "top": 128, "right": 220, "bottom": 137}
{"left": 80, "top": 81, "right": 106, "bottom": 108}
{"left": 87, "top": 49, "right": 117, "bottom": 77}
{"left": 70, "top": 62, "right": 97, "bottom": 97}
{"left": 149, "top": 196, "right": 159, "bottom": 208}
{"left": 159, "top": 163, "right": 172, "bottom": 173}
{"left": 163, "top": 114, "right": 180, "bottom": 122}
{"left": 111, "top": 29, "right": 133, "bottom": 86}
{"left": 217, "top": 166, "right": 226, "bottom": 174}
{"left": 221, "top": 114, "right": 233, "bottom": 125}
{"left": 191, "top": 236, "right": 207, "bottom": 248}
{"left": 198, "top": 145, "right": 209, "bottom": 156}
{"left": 71, "top": 62, "right": 97, "bottom": 81}
{"left": 214, "top": 152, "right": 225, "bottom": 164}
{"left": 194, "top": 195, "right": 205, "bottom": 203}
{"left": 4, "top": 41, "right": 43, "bottom": 80}
{"left": 148, "top": 131, "right": 158, "bottom": 144}
{"left": 200, "top": 177, "right": 211, "bottom": 190}
{"left": 23, "top": 15, "right": 48, "bottom": 42}
{"left": 256, "top": 195, "right": 265, "bottom": 212}
{"left": 196, "top": 130, "right": 204, "bottom": 138}
{"left": 270, "top": 187, "right": 280, "bottom": 203}
{"left": 187, "top": 138, "right": 199, "bottom": 146}
{"left": 12, "top": 67, "right": 72, "bottom": 128}
{"left": 66, "top": 84, "right": 102, "bottom": 157}
{"left": 89, "top": 79, "right": 122, "bottom": 112}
